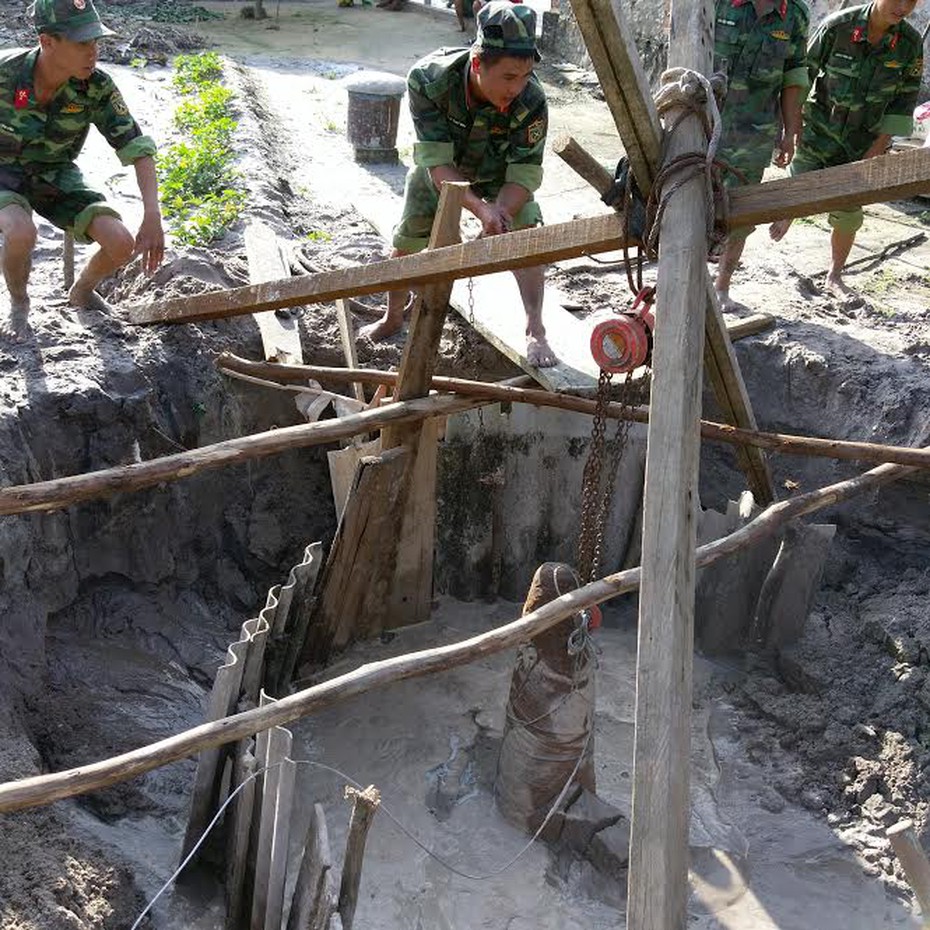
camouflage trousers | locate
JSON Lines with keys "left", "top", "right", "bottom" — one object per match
{"left": 0, "top": 161, "right": 120, "bottom": 243}
{"left": 718, "top": 127, "right": 777, "bottom": 242}
{"left": 789, "top": 149, "right": 863, "bottom": 233}
{"left": 393, "top": 165, "right": 542, "bottom": 253}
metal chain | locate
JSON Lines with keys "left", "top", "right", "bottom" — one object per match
{"left": 467, "top": 276, "right": 476, "bottom": 327}
{"left": 576, "top": 368, "right": 613, "bottom": 583}
{"left": 576, "top": 370, "right": 645, "bottom": 584}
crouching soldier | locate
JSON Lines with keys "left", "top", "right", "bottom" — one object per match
{"left": 0, "top": 0, "right": 165, "bottom": 336}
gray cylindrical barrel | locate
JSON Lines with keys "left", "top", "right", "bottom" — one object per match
{"left": 343, "top": 70, "right": 407, "bottom": 164}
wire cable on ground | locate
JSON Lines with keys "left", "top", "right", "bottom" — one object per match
{"left": 130, "top": 733, "right": 593, "bottom": 927}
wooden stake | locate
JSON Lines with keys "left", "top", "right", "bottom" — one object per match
{"left": 334, "top": 299, "right": 366, "bottom": 405}
{"left": 337, "top": 785, "right": 381, "bottom": 930}
{"left": 887, "top": 819, "right": 930, "bottom": 925}
{"left": 628, "top": 8, "right": 714, "bottom": 928}
{"left": 0, "top": 452, "right": 918, "bottom": 815}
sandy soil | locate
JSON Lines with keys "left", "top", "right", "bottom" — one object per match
{"left": 2, "top": 1, "right": 930, "bottom": 928}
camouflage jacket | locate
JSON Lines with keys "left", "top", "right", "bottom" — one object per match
{"left": 407, "top": 47, "right": 547, "bottom": 193}
{"left": 0, "top": 47, "right": 156, "bottom": 169}
{"left": 800, "top": 4, "right": 923, "bottom": 164}
{"left": 714, "top": 0, "right": 810, "bottom": 140}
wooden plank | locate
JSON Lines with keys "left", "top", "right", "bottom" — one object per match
{"left": 129, "top": 150, "right": 930, "bottom": 328}
{"left": 703, "top": 279, "right": 774, "bottom": 503}
{"left": 226, "top": 743, "right": 257, "bottom": 930}
{"left": 449, "top": 273, "right": 603, "bottom": 393}
{"left": 628, "top": 5, "right": 714, "bottom": 930}
{"left": 302, "top": 447, "right": 410, "bottom": 663}
{"left": 327, "top": 438, "right": 381, "bottom": 519}
{"left": 129, "top": 214, "right": 630, "bottom": 325}
{"left": 334, "top": 299, "right": 366, "bottom": 404}
{"left": 728, "top": 147, "right": 930, "bottom": 228}
{"left": 337, "top": 785, "right": 381, "bottom": 930}
{"left": 387, "top": 417, "right": 440, "bottom": 629}
{"left": 566, "top": 0, "right": 662, "bottom": 193}
{"left": 245, "top": 220, "right": 303, "bottom": 365}
{"left": 552, "top": 133, "right": 615, "bottom": 198}
{"left": 287, "top": 803, "right": 336, "bottom": 930}
{"left": 382, "top": 180, "right": 467, "bottom": 443}
{"left": 887, "top": 819, "right": 930, "bottom": 924}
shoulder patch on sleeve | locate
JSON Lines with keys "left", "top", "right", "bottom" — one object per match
{"left": 110, "top": 91, "right": 129, "bottom": 116}
{"left": 909, "top": 58, "right": 924, "bottom": 78}
{"left": 526, "top": 117, "right": 545, "bottom": 145}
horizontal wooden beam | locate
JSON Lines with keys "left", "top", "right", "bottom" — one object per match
{"left": 217, "top": 354, "right": 930, "bottom": 472}
{"left": 0, "top": 388, "right": 510, "bottom": 517}
{"left": 556, "top": 136, "right": 930, "bottom": 229}
{"left": 729, "top": 147, "right": 930, "bottom": 228}
{"left": 130, "top": 149, "right": 930, "bottom": 328}
{"left": 0, "top": 453, "right": 916, "bottom": 814}
{"left": 129, "top": 215, "right": 629, "bottom": 325}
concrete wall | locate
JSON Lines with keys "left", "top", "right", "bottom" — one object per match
{"left": 436, "top": 403, "right": 647, "bottom": 602}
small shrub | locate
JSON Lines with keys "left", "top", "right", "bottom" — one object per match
{"left": 158, "top": 52, "right": 245, "bottom": 245}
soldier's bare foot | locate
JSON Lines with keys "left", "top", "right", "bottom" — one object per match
{"left": 769, "top": 218, "right": 793, "bottom": 242}
{"left": 359, "top": 312, "right": 404, "bottom": 342}
{"left": 526, "top": 334, "right": 557, "bottom": 368}
{"left": 714, "top": 288, "right": 751, "bottom": 314}
{"left": 68, "top": 280, "right": 108, "bottom": 311}
{"left": 825, "top": 273, "right": 862, "bottom": 304}
{"left": 0, "top": 294, "right": 30, "bottom": 339}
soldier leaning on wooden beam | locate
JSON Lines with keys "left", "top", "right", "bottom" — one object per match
{"left": 770, "top": 0, "right": 924, "bottom": 300}
{"left": 712, "top": 0, "right": 811, "bottom": 314}
{"left": 0, "top": 0, "right": 165, "bottom": 338}
{"left": 360, "top": 0, "right": 557, "bottom": 368}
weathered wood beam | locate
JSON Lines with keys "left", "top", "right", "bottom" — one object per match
{"left": 555, "top": 134, "right": 930, "bottom": 230}
{"left": 566, "top": 0, "right": 662, "bottom": 192}
{"left": 128, "top": 215, "right": 630, "bottom": 325}
{"left": 129, "top": 149, "right": 930, "bottom": 328}
{"left": 628, "top": 6, "right": 713, "bottom": 929}
{"left": 729, "top": 147, "right": 930, "bottom": 227}
{"left": 0, "top": 388, "right": 509, "bottom": 517}
{"left": 0, "top": 452, "right": 916, "bottom": 815}
{"left": 215, "top": 353, "right": 930, "bottom": 472}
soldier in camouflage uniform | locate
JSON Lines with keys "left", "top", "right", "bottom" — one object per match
{"left": 0, "top": 0, "right": 164, "bottom": 336}
{"left": 362, "top": 1, "right": 556, "bottom": 368}
{"left": 770, "top": 0, "right": 923, "bottom": 297}
{"left": 712, "top": 0, "right": 810, "bottom": 312}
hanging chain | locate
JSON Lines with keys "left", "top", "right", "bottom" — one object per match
{"left": 467, "top": 276, "right": 476, "bottom": 327}
{"left": 576, "top": 370, "right": 643, "bottom": 584}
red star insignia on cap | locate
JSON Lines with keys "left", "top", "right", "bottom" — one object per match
{"left": 14, "top": 88, "right": 28, "bottom": 109}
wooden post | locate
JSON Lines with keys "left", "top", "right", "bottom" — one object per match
{"left": 337, "top": 785, "right": 381, "bottom": 930}
{"left": 287, "top": 803, "right": 336, "bottom": 930}
{"left": 627, "top": 4, "right": 714, "bottom": 930}
{"left": 334, "top": 299, "right": 366, "bottom": 405}
{"left": 62, "top": 231, "right": 75, "bottom": 290}
{"left": 887, "top": 819, "right": 930, "bottom": 926}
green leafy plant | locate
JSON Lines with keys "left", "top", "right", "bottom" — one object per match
{"left": 159, "top": 52, "right": 245, "bottom": 246}
{"left": 305, "top": 229, "right": 332, "bottom": 242}
{"left": 172, "top": 51, "right": 224, "bottom": 94}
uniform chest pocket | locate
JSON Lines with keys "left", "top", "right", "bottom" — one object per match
{"left": 0, "top": 124, "right": 22, "bottom": 156}
{"left": 714, "top": 21, "right": 745, "bottom": 73}
{"left": 749, "top": 33, "right": 790, "bottom": 80}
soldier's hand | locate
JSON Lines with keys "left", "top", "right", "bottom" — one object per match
{"left": 135, "top": 210, "right": 165, "bottom": 274}
{"left": 773, "top": 134, "right": 796, "bottom": 169}
{"left": 478, "top": 202, "right": 511, "bottom": 237}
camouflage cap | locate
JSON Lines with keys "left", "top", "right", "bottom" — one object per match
{"left": 32, "top": 0, "right": 115, "bottom": 41}
{"left": 475, "top": 1, "right": 541, "bottom": 62}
